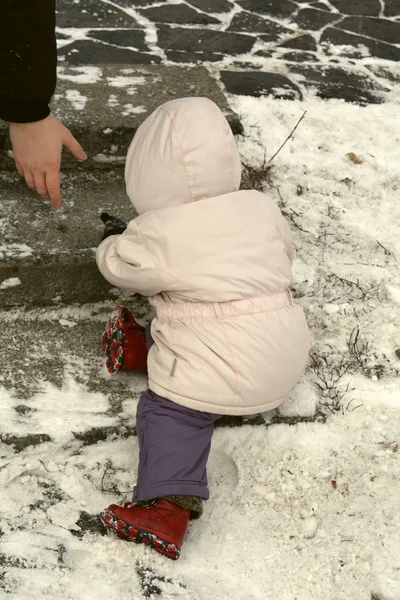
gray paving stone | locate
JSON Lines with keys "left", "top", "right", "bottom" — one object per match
{"left": 384, "top": 0, "right": 400, "bottom": 17}
{"left": 279, "top": 34, "right": 318, "bottom": 51}
{"left": 0, "top": 307, "right": 302, "bottom": 429}
{"left": 0, "top": 170, "right": 132, "bottom": 307}
{"left": 88, "top": 29, "right": 149, "bottom": 51}
{"left": 164, "top": 50, "right": 225, "bottom": 63}
{"left": 0, "top": 65, "right": 241, "bottom": 171}
{"left": 311, "top": 2, "right": 331, "bottom": 9}
{"left": 366, "top": 64, "right": 400, "bottom": 82}
{"left": 59, "top": 40, "right": 160, "bottom": 65}
{"left": 237, "top": 0, "right": 297, "bottom": 19}
{"left": 221, "top": 71, "right": 302, "bottom": 100}
{"left": 138, "top": 4, "right": 220, "bottom": 24}
{"left": 157, "top": 25, "right": 255, "bottom": 54}
{"left": 113, "top": 0, "right": 159, "bottom": 5}
{"left": 227, "top": 12, "right": 292, "bottom": 39}
{"left": 290, "top": 64, "right": 388, "bottom": 104}
{"left": 188, "top": 0, "right": 233, "bottom": 12}
{"left": 329, "top": 0, "right": 381, "bottom": 16}
{"left": 321, "top": 27, "right": 400, "bottom": 62}
{"left": 294, "top": 8, "right": 341, "bottom": 30}
{"left": 338, "top": 16, "right": 400, "bottom": 45}
{"left": 56, "top": 0, "right": 137, "bottom": 28}
{"left": 0, "top": 433, "right": 52, "bottom": 453}
{"left": 0, "top": 304, "right": 148, "bottom": 406}
{"left": 283, "top": 50, "right": 318, "bottom": 62}
{"left": 114, "top": 0, "right": 159, "bottom": 5}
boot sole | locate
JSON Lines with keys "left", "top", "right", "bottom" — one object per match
{"left": 102, "top": 314, "right": 124, "bottom": 373}
{"left": 100, "top": 510, "right": 180, "bottom": 560}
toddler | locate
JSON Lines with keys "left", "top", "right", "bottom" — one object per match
{"left": 97, "top": 97, "right": 310, "bottom": 560}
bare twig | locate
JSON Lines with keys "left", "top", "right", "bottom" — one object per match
{"left": 287, "top": 212, "right": 311, "bottom": 233}
{"left": 377, "top": 240, "right": 391, "bottom": 255}
{"left": 277, "top": 188, "right": 310, "bottom": 233}
{"left": 349, "top": 403, "right": 363, "bottom": 412}
{"left": 39, "top": 459, "right": 50, "bottom": 473}
{"left": 331, "top": 273, "right": 369, "bottom": 299}
{"left": 268, "top": 110, "right": 307, "bottom": 164}
{"left": 101, "top": 459, "right": 113, "bottom": 493}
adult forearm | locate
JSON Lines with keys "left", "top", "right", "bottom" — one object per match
{"left": 0, "top": 0, "right": 57, "bottom": 123}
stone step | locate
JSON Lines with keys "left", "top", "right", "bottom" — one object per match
{"left": 0, "top": 169, "right": 137, "bottom": 307}
{"left": 0, "top": 64, "right": 242, "bottom": 170}
{"left": 0, "top": 303, "right": 321, "bottom": 445}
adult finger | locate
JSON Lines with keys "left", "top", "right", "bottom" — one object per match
{"left": 24, "top": 169, "right": 36, "bottom": 191}
{"left": 63, "top": 132, "right": 87, "bottom": 161}
{"left": 45, "top": 170, "right": 62, "bottom": 208}
{"left": 33, "top": 172, "right": 50, "bottom": 200}
{"left": 15, "top": 161, "right": 24, "bottom": 177}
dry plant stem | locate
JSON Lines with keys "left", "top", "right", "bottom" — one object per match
{"left": 101, "top": 459, "right": 132, "bottom": 495}
{"left": 377, "top": 240, "right": 391, "bottom": 255}
{"left": 277, "top": 187, "right": 311, "bottom": 233}
{"left": 268, "top": 110, "right": 307, "bottom": 164}
{"left": 331, "top": 273, "right": 369, "bottom": 299}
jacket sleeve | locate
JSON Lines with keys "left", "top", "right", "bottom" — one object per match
{"left": 0, "top": 0, "right": 57, "bottom": 123}
{"left": 268, "top": 199, "right": 294, "bottom": 263}
{"left": 281, "top": 216, "right": 294, "bottom": 263}
{"left": 96, "top": 221, "right": 176, "bottom": 297}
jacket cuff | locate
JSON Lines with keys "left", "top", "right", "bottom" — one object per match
{"left": 0, "top": 100, "right": 51, "bottom": 124}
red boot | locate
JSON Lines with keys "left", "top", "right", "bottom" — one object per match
{"left": 100, "top": 499, "right": 190, "bottom": 560}
{"left": 102, "top": 306, "right": 148, "bottom": 373}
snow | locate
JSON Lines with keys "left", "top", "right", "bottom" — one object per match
{"left": 59, "top": 319, "right": 78, "bottom": 328}
{"left": 58, "top": 66, "right": 103, "bottom": 84}
{"left": 0, "top": 243, "right": 33, "bottom": 259}
{"left": 1, "top": 94, "right": 400, "bottom": 599}
{"left": 106, "top": 75, "right": 146, "bottom": 88}
{"left": 121, "top": 103, "right": 147, "bottom": 116}
{"left": 0, "top": 277, "right": 21, "bottom": 290}
{"left": 65, "top": 89, "right": 88, "bottom": 111}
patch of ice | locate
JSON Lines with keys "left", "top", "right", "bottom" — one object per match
{"left": 121, "top": 103, "right": 147, "bottom": 116}
{"left": 106, "top": 76, "right": 145, "bottom": 88}
{"left": 323, "top": 303, "right": 340, "bottom": 314}
{"left": 386, "top": 285, "right": 400, "bottom": 305}
{"left": 107, "top": 94, "right": 119, "bottom": 108}
{"left": 58, "top": 66, "right": 102, "bottom": 84}
{"left": 65, "top": 89, "right": 87, "bottom": 110}
{"left": 0, "top": 277, "right": 21, "bottom": 290}
{"left": 59, "top": 319, "right": 77, "bottom": 328}
{"left": 0, "top": 243, "right": 33, "bottom": 259}
{"left": 279, "top": 381, "right": 318, "bottom": 417}
{"left": 93, "top": 154, "right": 126, "bottom": 164}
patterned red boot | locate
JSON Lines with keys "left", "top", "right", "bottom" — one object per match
{"left": 102, "top": 306, "right": 148, "bottom": 373}
{"left": 100, "top": 499, "right": 190, "bottom": 560}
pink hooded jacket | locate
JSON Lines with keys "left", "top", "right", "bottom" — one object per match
{"left": 97, "top": 97, "right": 310, "bottom": 415}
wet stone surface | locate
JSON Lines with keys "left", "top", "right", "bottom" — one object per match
{"left": 138, "top": 3, "right": 220, "bottom": 24}
{"left": 55, "top": 0, "right": 400, "bottom": 105}
{"left": 290, "top": 64, "right": 389, "bottom": 104}
{"left": 320, "top": 27, "right": 400, "bottom": 62}
{"left": 329, "top": 0, "right": 381, "bottom": 16}
{"left": 221, "top": 71, "right": 303, "bottom": 100}
{"left": 293, "top": 8, "right": 340, "bottom": 30}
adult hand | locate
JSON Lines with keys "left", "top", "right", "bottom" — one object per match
{"left": 9, "top": 115, "right": 87, "bottom": 208}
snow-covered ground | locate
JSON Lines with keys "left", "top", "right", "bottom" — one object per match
{"left": 1, "top": 95, "right": 400, "bottom": 600}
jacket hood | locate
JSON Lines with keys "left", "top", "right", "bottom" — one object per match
{"left": 125, "top": 97, "right": 242, "bottom": 214}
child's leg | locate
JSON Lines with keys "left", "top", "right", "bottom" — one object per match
{"left": 133, "top": 389, "right": 220, "bottom": 518}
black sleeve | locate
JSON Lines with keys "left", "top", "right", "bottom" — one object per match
{"left": 0, "top": 0, "right": 57, "bottom": 123}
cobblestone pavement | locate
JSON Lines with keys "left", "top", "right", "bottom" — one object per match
{"left": 57, "top": 0, "right": 400, "bottom": 104}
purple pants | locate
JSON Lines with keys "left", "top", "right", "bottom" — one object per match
{"left": 132, "top": 324, "right": 221, "bottom": 502}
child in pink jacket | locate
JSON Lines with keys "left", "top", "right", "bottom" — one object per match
{"left": 97, "top": 97, "right": 310, "bottom": 560}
